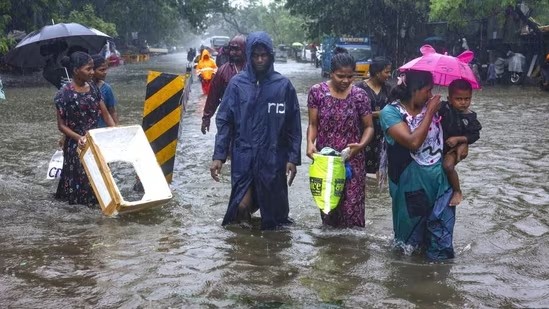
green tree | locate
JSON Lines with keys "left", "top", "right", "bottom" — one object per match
{"left": 0, "top": 0, "right": 13, "bottom": 53}
{"left": 2, "top": 0, "right": 232, "bottom": 48}
{"left": 64, "top": 4, "right": 117, "bottom": 36}
{"left": 7, "top": 0, "right": 67, "bottom": 31}
{"left": 285, "top": 0, "right": 431, "bottom": 61}
{"left": 429, "top": 0, "right": 548, "bottom": 56}
{"left": 218, "top": 1, "right": 306, "bottom": 44}
{"left": 262, "top": 2, "right": 306, "bottom": 45}
{"left": 429, "top": 0, "right": 548, "bottom": 27}
{"left": 100, "top": 0, "right": 232, "bottom": 45}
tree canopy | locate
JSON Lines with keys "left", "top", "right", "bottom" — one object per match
{"left": 65, "top": 4, "right": 117, "bottom": 36}
{"left": 429, "top": 0, "right": 548, "bottom": 27}
{"left": 2, "top": 0, "right": 547, "bottom": 57}
{"left": 285, "top": 0, "right": 431, "bottom": 62}
{"left": 213, "top": 1, "right": 306, "bottom": 45}
{"left": 0, "top": 0, "right": 233, "bottom": 52}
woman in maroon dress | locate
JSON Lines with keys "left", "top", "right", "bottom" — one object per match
{"left": 55, "top": 52, "right": 115, "bottom": 206}
{"left": 306, "top": 48, "right": 374, "bottom": 227}
{"left": 355, "top": 57, "right": 392, "bottom": 175}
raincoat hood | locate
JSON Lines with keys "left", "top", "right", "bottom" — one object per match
{"left": 200, "top": 49, "right": 212, "bottom": 61}
{"left": 245, "top": 31, "right": 275, "bottom": 82}
{"left": 230, "top": 34, "right": 247, "bottom": 54}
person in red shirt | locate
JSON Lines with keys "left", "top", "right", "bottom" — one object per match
{"left": 201, "top": 34, "right": 247, "bottom": 134}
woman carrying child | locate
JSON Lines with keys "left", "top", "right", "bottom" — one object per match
{"left": 380, "top": 70, "right": 455, "bottom": 260}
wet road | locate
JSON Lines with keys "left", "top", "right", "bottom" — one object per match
{"left": 1, "top": 53, "right": 548, "bottom": 308}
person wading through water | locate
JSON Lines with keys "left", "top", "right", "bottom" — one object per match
{"left": 210, "top": 31, "right": 302, "bottom": 230}
{"left": 196, "top": 48, "right": 217, "bottom": 95}
{"left": 201, "top": 34, "right": 246, "bottom": 134}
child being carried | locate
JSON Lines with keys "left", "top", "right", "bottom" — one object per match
{"left": 440, "top": 79, "right": 482, "bottom": 206}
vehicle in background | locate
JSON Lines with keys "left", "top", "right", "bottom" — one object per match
{"left": 100, "top": 40, "right": 123, "bottom": 66}
{"left": 302, "top": 46, "right": 312, "bottom": 62}
{"left": 494, "top": 49, "right": 527, "bottom": 85}
{"left": 148, "top": 47, "right": 169, "bottom": 55}
{"left": 209, "top": 36, "right": 230, "bottom": 56}
{"left": 320, "top": 37, "right": 373, "bottom": 78}
{"left": 275, "top": 44, "right": 289, "bottom": 63}
{"left": 507, "top": 50, "right": 526, "bottom": 85}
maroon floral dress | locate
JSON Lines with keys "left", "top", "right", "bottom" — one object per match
{"left": 54, "top": 82, "right": 102, "bottom": 206}
{"left": 308, "top": 82, "right": 372, "bottom": 227}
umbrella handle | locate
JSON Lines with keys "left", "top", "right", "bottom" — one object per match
{"left": 63, "top": 67, "right": 71, "bottom": 84}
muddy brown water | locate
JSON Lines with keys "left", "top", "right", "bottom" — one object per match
{"left": 0, "top": 53, "right": 548, "bottom": 308}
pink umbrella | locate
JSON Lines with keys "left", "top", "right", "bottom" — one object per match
{"left": 399, "top": 45, "right": 480, "bottom": 89}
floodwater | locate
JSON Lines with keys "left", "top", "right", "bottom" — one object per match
{"left": 1, "top": 53, "right": 548, "bottom": 308}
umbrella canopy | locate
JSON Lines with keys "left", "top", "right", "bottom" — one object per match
{"left": 291, "top": 42, "right": 304, "bottom": 48}
{"left": 399, "top": 45, "right": 480, "bottom": 89}
{"left": 4, "top": 23, "right": 111, "bottom": 68}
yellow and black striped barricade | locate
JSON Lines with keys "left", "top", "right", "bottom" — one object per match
{"left": 142, "top": 71, "right": 187, "bottom": 183}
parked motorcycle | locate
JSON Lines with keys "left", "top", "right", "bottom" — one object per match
{"left": 495, "top": 51, "right": 526, "bottom": 85}
{"left": 508, "top": 51, "right": 526, "bottom": 84}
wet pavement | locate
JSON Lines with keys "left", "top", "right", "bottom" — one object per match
{"left": 0, "top": 53, "right": 548, "bottom": 308}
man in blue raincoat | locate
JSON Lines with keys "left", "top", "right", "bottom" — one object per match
{"left": 210, "top": 31, "right": 302, "bottom": 230}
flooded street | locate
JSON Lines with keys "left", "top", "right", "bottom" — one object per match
{"left": 1, "top": 53, "right": 548, "bottom": 308}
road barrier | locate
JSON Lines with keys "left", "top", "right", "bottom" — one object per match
{"left": 142, "top": 71, "right": 188, "bottom": 183}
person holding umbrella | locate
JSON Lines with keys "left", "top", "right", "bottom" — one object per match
{"left": 379, "top": 45, "right": 482, "bottom": 260}
{"left": 40, "top": 41, "right": 69, "bottom": 89}
{"left": 55, "top": 51, "right": 115, "bottom": 206}
{"left": 5, "top": 22, "right": 110, "bottom": 78}
{"left": 380, "top": 70, "right": 454, "bottom": 260}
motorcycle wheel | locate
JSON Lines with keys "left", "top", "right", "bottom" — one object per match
{"left": 510, "top": 72, "right": 523, "bottom": 85}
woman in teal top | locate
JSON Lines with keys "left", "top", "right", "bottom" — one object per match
{"left": 380, "top": 70, "right": 455, "bottom": 260}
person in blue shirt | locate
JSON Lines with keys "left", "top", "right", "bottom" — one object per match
{"left": 91, "top": 54, "right": 119, "bottom": 127}
{"left": 210, "top": 31, "right": 302, "bottom": 230}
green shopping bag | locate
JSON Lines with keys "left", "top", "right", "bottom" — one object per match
{"left": 309, "top": 153, "right": 346, "bottom": 214}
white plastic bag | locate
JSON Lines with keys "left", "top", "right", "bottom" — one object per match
{"left": 46, "top": 150, "right": 63, "bottom": 179}
{"left": 0, "top": 78, "right": 5, "bottom": 100}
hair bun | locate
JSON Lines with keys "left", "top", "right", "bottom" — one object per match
{"left": 334, "top": 47, "right": 348, "bottom": 55}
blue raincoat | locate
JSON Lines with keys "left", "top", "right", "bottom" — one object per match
{"left": 213, "top": 32, "right": 302, "bottom": 230}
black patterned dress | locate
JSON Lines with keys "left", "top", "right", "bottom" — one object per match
{"left": 355, "top": 81, "right": 390, "bottom": 173}
{"left": 54, "top": 82, "right": 102, "bottom": 205}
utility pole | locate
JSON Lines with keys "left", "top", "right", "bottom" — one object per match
{"left": 396, "top": 13, "right": 399, "bottom": 67}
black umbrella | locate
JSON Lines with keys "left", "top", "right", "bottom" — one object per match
{"left": 4, "top": 22, "right": 111, "bottom": 68}
{"left": 423, "top": 36, "right": 446, "bottom": 44}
